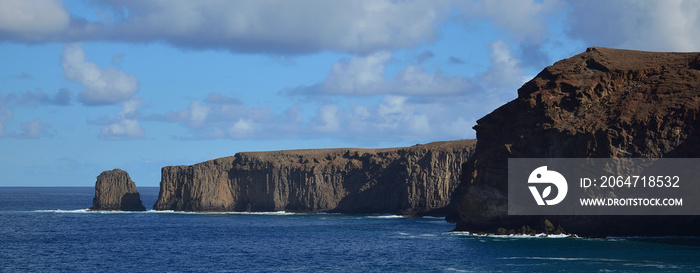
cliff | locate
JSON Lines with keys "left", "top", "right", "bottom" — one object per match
{"left": 153, "top": 139, "right": 476, "bottom": 215}
{"left": 449, "top": 47, "right": 700, "bottom": 237}
{"left": 91, "top": 169, "right": 146, "bottom": 211}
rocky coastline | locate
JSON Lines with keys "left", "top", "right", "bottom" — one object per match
{"left": 153, "top": 139, "right": 476, "bottom": 216}
{"left": 92, "top": 47, "right": 700, "bottom": 237}
{"left": 448, "top": 47, "right": 700, "bottom": 237}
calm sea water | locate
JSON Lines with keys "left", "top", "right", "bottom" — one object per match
{"left": 1, "top": 187, "right": 699, "bottom": 272}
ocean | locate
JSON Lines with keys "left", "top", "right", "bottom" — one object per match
{"left": 1, "top": 187, "right": 699, "bottom": 272}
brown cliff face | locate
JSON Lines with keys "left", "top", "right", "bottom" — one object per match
{"left": 153, "top": 139, "right": 476, "bottom": 215}
{"left": 450, "top": 47, "right": 700, "bottom": 237}
{"left": 91, "top": 169, "right": 146, "bottom": 211}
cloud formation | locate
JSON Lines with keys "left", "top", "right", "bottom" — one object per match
{"left": 0, "top": 0, "right": 69, "bottom": 42}
{"left": 98, "top": 98, "right": 145, "bottom": 140}
{"left": 0, "top": 92, "right": 63, "bottom": 139}
{"left": 0, "top": 117, "right": 53, "bottom": 139}
{"left": 61, "top": 43, "right": 138, "bottom": 105}
{"left": 0, "top": 0, "right": 449, "bottom": 54}
{"left": 305, "top": 95, "right": 475, "bottom": 142}
{"left": 3, "top": 0, "right": 700, "bottom": 56}
{"left": 480, "top": 41, "right": 528, "bottom": 90}
{"left": 0, "top": 101, "right": 10, "bottom": 136}
{"left": 292, "top": 52, "right": 472, "bottom": 97}
{"left": 146, "top": 94, "right": 279, "bottom": 139}
{"left": 17, "top": 89, "right": 73, "bottom": 106}
{"left": 567, "top": 0, "right": 700, "bottom": 52}
{"left": 15, "top": 119, "right": 51, "bottom": 139}
{"left": 146, "top": 41, "right": 525, "bottom": 143}
{"left": 457, "top": 0, "right": 561, "bottom": 44}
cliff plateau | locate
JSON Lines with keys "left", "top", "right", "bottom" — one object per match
{"left": 91, "top": 169, "right": 146, "bottom": 211}
{"left": 450, "top": 47, "right": 700, "bottom": 237}
{"left": 153, "top": 140, "right": 476, "bottom": 215}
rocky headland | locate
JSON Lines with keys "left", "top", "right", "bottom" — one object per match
{"left": 449, "top": 47, "right": 700, "bottom": 237}
{"left": 153, "top": 139, "right": 476, "bottom": 215}
{"left": 91, "top": 169, "right": 146, "bottom": 211}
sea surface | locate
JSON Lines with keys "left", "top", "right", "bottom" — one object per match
{"left": 1, "top": 187, "right": 699, "bottom": 272}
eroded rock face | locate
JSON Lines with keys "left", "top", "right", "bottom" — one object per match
{"left": 450, "top": 47, "right": 700, "bottom": 237}
{"left": 153, "top": 140, "right": 476, "bottom": 215}
{"left": 91, "top": 169, "right": 146, "bottom": 211}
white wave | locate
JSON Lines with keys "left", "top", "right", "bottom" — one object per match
{"left": 395, "top": 231, "right": 442, "bottom": 239}
{"left": 32, "top": 209, "right": 296, "bottom": 215}
{"left": 444, "top": 267, "right": 476, "bottom": 272}
{"left": 365, "top": 214, "right": 405, "bottom": 219}
{"left": 501, "top": 257, "right": 627, "bottom": 262}
{"left": 33, "top": 209, "right": 142, "bottom": 214}
{"left": 421, "top": 216, "right": 446, "bottom": 220}
{"left": 314, "top": 212, "right": 343, "bottom": 215}
{"left": 150, "top": 210, "right": 296, "bottom": 215}
{"left": 450, "top": 231, "right": 576, "bottom": 238}
{"left": 622, "top": 263, "right": 679, "bottom": 269}
{"left": 33, "top": 209, "right": 91, "bottom": 213}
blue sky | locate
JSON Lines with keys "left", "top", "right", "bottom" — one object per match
{"left": 1, "top": 0, "right": 699, "bottom": 187}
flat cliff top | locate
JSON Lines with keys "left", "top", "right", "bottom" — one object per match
{"left": 180, "top": 139, "right": 477, "bottom": 167}
{"left": 549, "top": 47, "right": 700, "bottom": 73}
{"left": 239, "top": 139, "right": 476, "bottom": 157}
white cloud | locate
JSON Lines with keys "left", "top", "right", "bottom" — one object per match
{"left": 0, "top": 95, "right": 56, "bottom": 139}
{"left": 323, "top": 95, "right": 476, "bottom": 141}
{"left": 567, "top": 0, "right": 700, "bottom": 52}
{"left": 99, "top": 118, "right": 145, "bottom": 140}
{"left": 313, "top": 105, "right": 341, "bottom": 133}
{"left": 61, "top": 43, "right": 138, "bottom": 105}
{"left": 0, "top": 0, "right": 69, "bottom": 41}
{"left": 144, "top": 92, "right": 485, "bottom": 142}
{"left": 375, "top": 96, "right": 431, "bottom": 134}
{"left": 281, "top": 40, "right": 528, "bottom": 142}
{"left": 320, "top": 52, "right": 390, "bottom": 94}
{"left": 228, "top": 119, "right": 255, "bottom": 139}
{"left": 187, "top": 100, "right": 210, "bottom": 127}
{"left": 408, "top": 113, "right": 431, "bottom": 135}
{"left": 17, "top": 89, "right": 73, "bottom": 106}
{"left": 4, "top": 0, "right": 700, "bottom": 56}
{"left": 480, "top": 41, "right": 529, "bottom": 90}
{"left": 0, "top": 0, "right": 447, "bottom": 54}
{"left": 295, "top": 52, "right": 471, "bottom": 97}
{"left": 388, "top": 65, "right": 471, "bottom": 95}
{"left": 458, "top": 0, "right": 561, "bottom": 44}
{"left": 129, "top": 0, "right": 447, "bottom": 54}
{"left": 98, "top": 98, "right": 145, "bottom": 140}
{"left": 378, "top": 96, "right": 406, "bottom": 122}
{"left": 17, "top": 119, "right": 50, "bottom": 139}
{"left": 147, "top": 97, "right": 288, "bottom": 139}
{"left": 0, "top": 117, "right": 52, "bottom": 139}
{"left": 149, "top": 100, "right": 212, "bottom": 128}
{"left": 118, "top": 98, "right": 141, "bottom": 117}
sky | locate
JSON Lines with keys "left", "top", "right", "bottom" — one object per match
{"left": 1, "top": 0, "right": 700, "bottom": 187}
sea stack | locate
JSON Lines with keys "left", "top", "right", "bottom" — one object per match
{"left": 91, "top": 169, "right": 146, "bottom": 211}
{"left": 449, "top": 47, "right": 700, "bottom": 237}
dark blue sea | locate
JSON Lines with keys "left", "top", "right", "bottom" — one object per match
{"left": 1, "top": 188, "right": 699, "bottom": 272}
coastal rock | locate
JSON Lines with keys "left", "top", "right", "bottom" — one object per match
{"left": 91, "top": 169, "right": 146, "bottom": 211}
{"left": 449, "top": 47, "right": 700, "bottom": 237}
{"left": 153, "top": 140, "right": 476, "bottom": 215}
